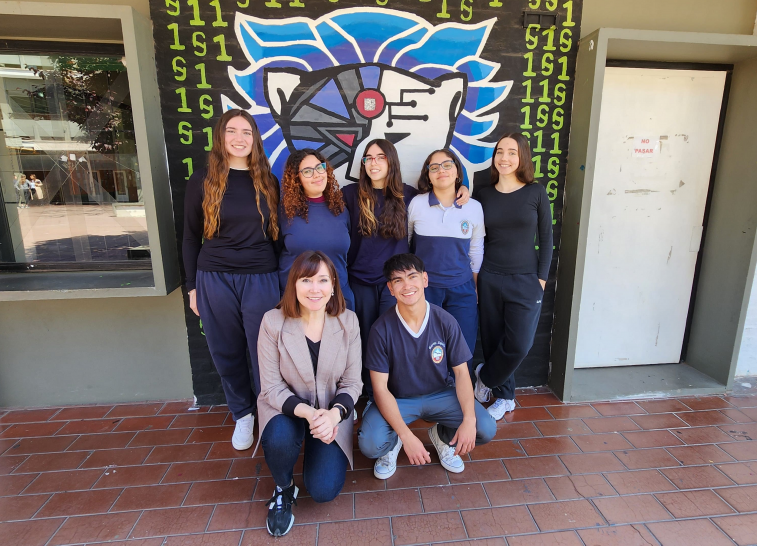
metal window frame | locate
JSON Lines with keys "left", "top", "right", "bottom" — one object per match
{"left": 0, "top": 2, "right": 180, "bottom": 300}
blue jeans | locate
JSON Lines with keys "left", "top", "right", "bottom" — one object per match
{"left": 261, "top": 414, "right": 348, "bottom": 503}
{"left": 358, "top": 387, "right": 496, "bottom": 459}
{"left": 425, "top": 279, "right": 479, "bottom": 372}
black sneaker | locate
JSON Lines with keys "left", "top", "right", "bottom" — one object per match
{"left": 266, "top": 482, "right": 298, "bottom": 537}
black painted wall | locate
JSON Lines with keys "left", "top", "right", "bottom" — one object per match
{"left": 148, "top": 0, "right": 582, "bottom": 404}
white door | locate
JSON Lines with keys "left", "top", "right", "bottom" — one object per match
{"left": 574, "top": 67, "right": 726, "bottom": 368}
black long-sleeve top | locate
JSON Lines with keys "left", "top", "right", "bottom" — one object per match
{"left": 281, "top": 337, "right": 355, "bottom": 419}
{"left": 473, "top": 182, "right": 553, "bottom": 280}
{"left": 182, "top": 168, "right": 278, "bottom": 290}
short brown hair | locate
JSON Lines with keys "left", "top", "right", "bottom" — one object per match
{"left": 489, "top": 133, "right": 535, "bottom": 185}
{"left": 278, "top": 251, "right": 346, "bottom": 318}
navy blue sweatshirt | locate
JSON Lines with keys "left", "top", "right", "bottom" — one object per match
{"left": 473, "top": 182, "right": 553, "bottom": 280}
{"left": 278, "top": 200, "right": 352, "bottom": 297}
{"left": 182, "top": 168, "right": 277, "bottom": 291}
{"left": 343, "top": 182, "right": 417, "bottom": 286}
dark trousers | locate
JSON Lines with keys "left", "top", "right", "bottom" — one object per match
{"left": 196, "top": 270, "right": 279, "bottom": 421}
{"left": 358, "top": 387, "right": 496, "bottom": 458}
{"left": 478, "top": 270, "right": 543, "bottom": 400}
{"left": 425, "top": 279, "right": 479, "bottom": 373}
{"left": 262, "top": 414, "right": 348, "bottom": 503}
{"left": 350, "top": 278, "right": 397, "bottom": 398}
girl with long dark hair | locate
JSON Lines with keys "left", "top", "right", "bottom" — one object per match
{"left": 278, "top": 149, "right": 354, "bottom": 311}
{"left": 343, "top": 140, "right": 470, "bottom": 390}
{"left": 183, "top": 109, "right": 281, "bottom": 451}
{"left": 408, "top": 149, "right": 484, "bottom": 367}
{"left": 473, "top": 133, "right": 553, "bottom": 420}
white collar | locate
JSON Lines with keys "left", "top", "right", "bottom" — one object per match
{"left": 395, "top": 301, "right": 430, "bottom": 338}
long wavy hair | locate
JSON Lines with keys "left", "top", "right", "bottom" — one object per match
{"left": 490, "top": 133, "right": 535, "bottom": 185}
{"left": 417, "top": 149, "right": 464, "bottom": 194}
{"left": 202, "top": 109, "right": 279, "bottom": 240}
{"left": 356, "top": 139, "right": 406, "bottom": 239}
{"left": 281, "top": 149, "right": 344, "bottom": 222}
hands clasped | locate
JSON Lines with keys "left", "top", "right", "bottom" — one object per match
{"left": 306, "top": 407, "right": 340, "bottom": 444}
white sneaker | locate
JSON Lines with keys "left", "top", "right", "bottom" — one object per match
{"left": 474, "top": 363, "right": 491, "bottom": 404}
{"left": 353, "top": 409, "right": 358, "bottom": 422}
{"left": 373, "top": 437, "right": 403, "bottom": 479}
{"left": 487, "top": 399, "right": 516, "bottom": 421}
{"left": 428, "top": 424, "right": 465, "bottom": 474}
{"left": 232, "top": 414, "right": 255, "bottom": 450}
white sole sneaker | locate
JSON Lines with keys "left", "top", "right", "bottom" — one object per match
{"left": 232, "top": 414, "right": 255, "bottom": 451}
{"left": 487, "top": 399, "right": 516, "bottom": 421}
{"left": 428, "top": 424, "right": 465, "bottom": 474}
{"left": 373, "top": 437, "right": 403, "bottom": 480}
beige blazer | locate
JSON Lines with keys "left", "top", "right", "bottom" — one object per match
{"left": 256, "top": 308, "right": 363, "bottom": 467}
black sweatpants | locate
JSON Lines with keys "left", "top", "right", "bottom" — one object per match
{"left": 478, "top": 269, "right": 543, "bottom": 400}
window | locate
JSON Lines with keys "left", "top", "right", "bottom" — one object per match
{"left": 0, "top": 46, "right": 150, "bottom": 271}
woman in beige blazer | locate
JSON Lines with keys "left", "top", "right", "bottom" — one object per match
{"left": 257, "top": 250, "right": 362, "bottom": 537}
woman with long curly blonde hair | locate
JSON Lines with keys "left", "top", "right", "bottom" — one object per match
{"left": 278, "top": 148, "right": 354, "bottom": 311}
{"left": 183, "top": 109, "right": 280, "bottom": 452}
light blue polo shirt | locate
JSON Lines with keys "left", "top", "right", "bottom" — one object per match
{"left": 407, "top": 192, "right": 485, "bottom": 288}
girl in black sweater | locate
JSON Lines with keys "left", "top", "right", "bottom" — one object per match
{"left": 183, "top": 109, "right": 280, "bottom": 450}
{"left": 472, "top": 133, "right": 553, "bottom": 420}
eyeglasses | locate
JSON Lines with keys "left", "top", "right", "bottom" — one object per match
{"left": 362, "top": 154, "right": 387, "bottom": 165}
{"left": 299, "top": 163, "right": 327, "bottom": 178}
{"left": 427, "top": 160, "right": 456, "bottom": 173}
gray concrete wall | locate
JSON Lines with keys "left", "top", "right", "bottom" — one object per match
{"left": 581, "top": 0, "right": 757, "bottom": 38}
{"left": 686, "top": 56, "right": 757, "bottom": 388}
{"left": 0, "top": 290, "right": 193, "bottom": 407}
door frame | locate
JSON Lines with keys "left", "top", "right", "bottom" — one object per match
{"left": 600, "top": 60, "right": 734, "bottom": 365}
{"left": 551, "top": 28, "right": 757, "bottom": 401}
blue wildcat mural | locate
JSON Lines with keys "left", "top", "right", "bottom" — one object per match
{"left": 222, "top": 8, "right": 512, "bottom": 188}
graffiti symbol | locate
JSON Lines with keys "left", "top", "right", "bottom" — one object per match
{"left": 223, "top": 8, "right": 513, "bottom": 188}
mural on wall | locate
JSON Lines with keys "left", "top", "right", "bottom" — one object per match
{"left": 149, "top": 0, "right": 582, "bottom": 404}
{"left": 224, "top": 9, "right": 511, "bottom": 187}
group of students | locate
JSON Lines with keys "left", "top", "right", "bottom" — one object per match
{"left": 182, "top": 109, "right": 553, "bottom": 537}
{"left": 14, "top": 173, "right": 42, "bottom": 207}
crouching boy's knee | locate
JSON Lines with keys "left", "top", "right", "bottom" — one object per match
{"left": 477, "top": 414, "right": 497, "bottom": 445}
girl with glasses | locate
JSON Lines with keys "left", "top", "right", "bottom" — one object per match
{"left": 408, "top": 149, "right": 484, "bottom": 372}
{"left": 342, "top": 140, "right": 470, "bottom": 398}
{"left": 279, "top": 149, "right": 354, "bottom": 310}
{"left": 183, "top": 109, "right": 280, "bottom": 452}
{"left": 471, "top": 133, "right": 553, "bottom": 421}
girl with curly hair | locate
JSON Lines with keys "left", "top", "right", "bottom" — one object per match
{"left": 183, "top": 109, "right": 280, "bottom": 452}
{"left": 278, "top": 149, "right": 354, "bottom": 310}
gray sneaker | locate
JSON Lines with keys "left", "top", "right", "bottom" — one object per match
{"left": 474, "top": 363, "right": 491, "bottom": 404}
{"left": 373, "top": 437, "right": 403, "bottom": 479}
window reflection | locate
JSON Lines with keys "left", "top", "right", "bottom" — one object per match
{"left": 0, "top": 51, "right": 150, "bottom": 268}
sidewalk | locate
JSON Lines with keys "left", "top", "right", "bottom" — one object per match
{"left": 1, "top": 384, "right": 756, "bottom": 546}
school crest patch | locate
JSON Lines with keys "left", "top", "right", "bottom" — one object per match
{"left": 429, "top": 341, "right": 446, "bottom": 364}
{"left": 461, "top": 220, "right": 470, "bottom": 235}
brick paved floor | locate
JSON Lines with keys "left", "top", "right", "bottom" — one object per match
{"left": 1, "top": 385, "right": 757, "bottom": 546}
